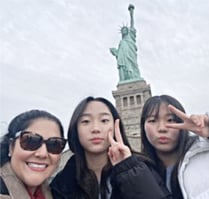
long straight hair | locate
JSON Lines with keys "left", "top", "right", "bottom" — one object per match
{"left": 67, "top": 96, "right": 132, "bottom": 199}
{"left": 140, "top": 95, "right": 196, "bottom": 199}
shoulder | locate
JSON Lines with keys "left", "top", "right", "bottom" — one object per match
{"left": 186, "top": 135, "right": 209, "bottom": 153}
{"left": 51, "top": 155, "right": 76, "bottom": 183}
{"left": 0, "top": 163, "right": 11, "bottom": 195}
{"left": 179, "top": 136, "right": 209, "bottom": 198}
{"left": 111, "top": 155, "right": 172, "bottom": 199}
{"left": 111, "top": 154, "right": 155, "bottom": 177}
{"left": 181, "top": 136, "right": 209, "bottom": 170}
{"left": 0, "top": 176, "right": 9, "bottom": 195}
{"left": 50, "top": 155, "right": 78, "bottom": 196}
{"left": 0, "top": 163, "right": 32, "bottom": 197}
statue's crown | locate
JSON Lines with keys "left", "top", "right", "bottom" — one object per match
{"left": 120, "top": 26, "right": 128, "bottom": 33}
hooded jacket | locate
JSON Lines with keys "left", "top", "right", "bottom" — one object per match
{"left": 178, "top": 137, "right": 209, "bottom": 199}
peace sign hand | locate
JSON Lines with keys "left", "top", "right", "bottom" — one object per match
{"left": 166, "top": 105, "right": 209, "bottom": 137}
{"left": 108, "top": 119, "right": 132, "bottom": 166}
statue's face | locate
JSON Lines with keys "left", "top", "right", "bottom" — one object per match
{"left": 121, "top": 27, "right": 128, "bottom": 36}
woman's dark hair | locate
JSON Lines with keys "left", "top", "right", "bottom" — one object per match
{"left": 0, "top": 109, "right": 64, "bottom": 167}
{"left": 67, "top": 96, "right": 132, "bottom": 199}
{"left": 140, "top": 95, "right": 196, "bottom": 199}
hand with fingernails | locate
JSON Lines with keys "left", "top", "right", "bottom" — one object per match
{"left": 166, "top": 104, "right": 209, "bottom": 138}
{"left": 108, "top": 119, "right": 132, "bottom": 166}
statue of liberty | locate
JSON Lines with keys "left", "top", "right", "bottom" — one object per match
{"left": 110, "top": 4, "right": 142, "bottom": 83}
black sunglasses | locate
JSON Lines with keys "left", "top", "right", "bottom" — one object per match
{"left": 15, "top": 131, "right": 66, "bottom": 154}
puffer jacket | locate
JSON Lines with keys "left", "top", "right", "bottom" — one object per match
{"left": 178, "top": 137, "right": 209, "bottom": 199}
{"left": 50, "top": 155, "right": 173, "bottom": 199}
{"left": 0, "top": 162, "right": 53, "bottom": 199}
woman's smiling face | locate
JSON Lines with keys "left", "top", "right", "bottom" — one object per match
{"left": 10, "top": 118, "right": 62, "bottom": 191}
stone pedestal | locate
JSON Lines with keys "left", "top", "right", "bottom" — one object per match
{"left": 112, "top": 80, "right": 151, "bottom": 151}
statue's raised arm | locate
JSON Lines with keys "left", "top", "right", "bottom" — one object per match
{"left": 110, "top": 4, "right": 143, "bottom": 83}
{"left": 128, "top": 4, "right": 134, "bottom": 29}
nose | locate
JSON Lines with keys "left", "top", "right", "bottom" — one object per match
{"left": 91, "top": 122, "right": 100, "bottom": 134}
{"left": 34, "top": 143, "right": 48, "bottom": 158}
{"left": 158, "top": 120, "right": 167, "bottom": 133}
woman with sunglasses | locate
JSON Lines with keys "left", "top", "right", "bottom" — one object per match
{"left": 50, "top": 96, "right": 172, "bottom": 199}
{"left": 0, "top": 109, "right": 66, "bottom": 199}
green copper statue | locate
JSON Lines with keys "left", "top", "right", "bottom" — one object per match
{"left": 110, "top": 4, "right": 142, "bottom": 83}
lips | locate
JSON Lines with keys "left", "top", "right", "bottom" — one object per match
{"left": 158, "top": 136, "right": 170, "bottom": 143}
{"left": 27, "top": 162, "right": 48, "bottom": 171}
{"left": 90, "top": 137, "right": 104, "bottom": 144}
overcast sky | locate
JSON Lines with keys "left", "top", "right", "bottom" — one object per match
{"left": 1, "top": 0, "right": 209, "bottom": 136}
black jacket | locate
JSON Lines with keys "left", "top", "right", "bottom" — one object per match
{"left": 50, "top": 155, "right": 172, "bottom": 199}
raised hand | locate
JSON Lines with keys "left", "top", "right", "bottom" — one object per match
{"left": 108, "top": 119, "right": 131, "bottom": 166}
{"left": 166, "top": 104, "right": 209, "bottom": 137}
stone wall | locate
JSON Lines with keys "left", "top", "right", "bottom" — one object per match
{"left": 112, "top": 80, "right": 151, "bottom": 151}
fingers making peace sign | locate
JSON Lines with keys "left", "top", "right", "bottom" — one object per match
{"left": 166, "top": 104, "right": 209, "bottom": 138}
{"left": 108, "top": 119, "right": 132, "bottom": 166}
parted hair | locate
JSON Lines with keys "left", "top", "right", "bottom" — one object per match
{"left": 67, "top": 96, "right": 132, "bottom": 199}
{"left": 140, "top": 95, "right": 196, "bottom": 199}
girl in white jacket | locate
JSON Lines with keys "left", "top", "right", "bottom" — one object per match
{"left": 166, "top": 104, "right": 209, "bottom": 199}
{"left": 140, "top": 95, "right": 209, "bottom": 199}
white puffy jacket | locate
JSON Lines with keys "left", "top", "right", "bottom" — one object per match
{"left": 178, "top": 137, "right": 209, "bottom": 199}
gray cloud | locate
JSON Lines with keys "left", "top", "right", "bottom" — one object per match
{"left": 1, "top": 0, "right": 209, "bottom": 135}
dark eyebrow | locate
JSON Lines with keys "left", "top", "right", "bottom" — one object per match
{"left": 80, "top": 113, "right": 90, "bottom": 117}
{"left": 146, "top": 114, "right": 156, "bottom": 118}
{"left": 100, "top": 112, "right": 111, "bottom": 116}
{"left": 81, "top": 112, "right": 111, "bottom": 117}
{"left": 166, "top": 113, "right": 175, "bottom": 117}
{"left": 148, "top": 114, "right": 155, "bottom": 117}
